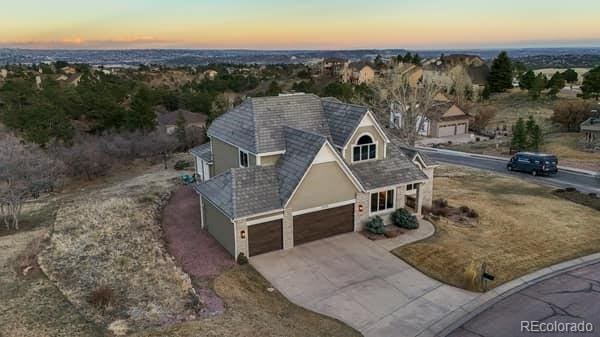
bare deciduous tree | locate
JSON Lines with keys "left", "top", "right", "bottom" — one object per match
{"left": 449, "top": 66, "right": 473, "bottom": 106}
{"left": 0, "top": 134, "right": 63, "bottom": 230}
{"left": 370, "top": 70, "right": 440, "bottom": 146}
{"left": 471, "top": 105, "right": 498, "bottom": 132}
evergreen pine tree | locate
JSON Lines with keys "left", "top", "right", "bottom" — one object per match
{"left": 525, "top": 116, "right": 543, "bottom": 151}
{"left": 511, "top": 117, "right": 527, "bottom": 151}
{"left": 519, "top": 70, "right": 535, "bottom": 90}
{"left": 488, "top": 51, "right": 513, "bottom": 93}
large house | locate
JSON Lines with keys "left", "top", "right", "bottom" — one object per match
{"left": 190, "top": 94, "right": 437, "bottom": 259}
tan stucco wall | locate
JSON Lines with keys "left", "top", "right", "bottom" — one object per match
{"left": 344, "top": 125, "right": 385, "bottom": 162}
{"left": 203, "top": 197, "right": 235, "bottom": 256}
{"left": 288, "top": 162, "right": 358, "bottom": 211}
{"left": 211, "top": 137, "right": 256, "bottom": 175}
{"left": 259, "top": 154, "right": 281, "bottom": 166}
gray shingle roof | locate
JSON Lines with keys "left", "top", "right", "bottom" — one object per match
{"left": 395, "top": 146, "right": 437, "bottom": 167}
{"left": 193, "top": 171, "right": 234, "bottom": 218}
{"left": 193, "top": 166, "right": 283, "bottom": 219}
{"left": 208, "top": 100, "right": 257, "bottom": 152}
{"left": 322, "top": 99, "right": 369, "bottom": 147}
{"left": 233, "top": 166, "right": 282, "bottom": 218}
{"left": 349, "top": 154, "right": 428, "bottom": 190}
{"left": 277, "top": 127, "right": 327, "bottom": 204}
{"left": 207, "top": 94, "right": 365, "bottom": 154}
{"left": 190, "top": 143, "right": 212, "bottom": 163}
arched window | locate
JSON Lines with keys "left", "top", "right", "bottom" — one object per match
{"left": 353, "top": 134, "right": 377, "bottom": 162}
{"left": 357, "top": 135, "right": 373, "bottom": 145}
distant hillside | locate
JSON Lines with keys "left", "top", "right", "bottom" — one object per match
{"left": 2, "top": 48, "right": 600, "bottom": 67}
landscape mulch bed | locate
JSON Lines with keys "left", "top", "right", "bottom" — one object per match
{"left": 162, "top": 186, "right": 235, "bottom": 316}
{"left": 553, "top": 188, "right": 600, "bottom": 211}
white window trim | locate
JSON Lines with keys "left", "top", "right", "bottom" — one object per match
{"left": 351, "top": 132, "right": 378, "bottom": 163}
{"left": 239, "top": 149, "right": 249, "bottom": 168}
{"left": 369, "top": 188, "right": 396, "bottom": 215}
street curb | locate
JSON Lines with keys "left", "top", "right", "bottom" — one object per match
{"left": 416, "top": 146, "right": 599, "bottom": 176}
{"left": 417, "top": 253, "right": 600, "bottom": 337}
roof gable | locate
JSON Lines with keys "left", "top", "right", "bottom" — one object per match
{"left": 277, "top": 128, "right": 327, "bottom": 205}
{"left": 442, "top": 104, "right": 467, "bottom": 118}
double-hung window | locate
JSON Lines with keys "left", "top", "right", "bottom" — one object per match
{"left": 370, "top": 189, "right": 394, "bottom": 213}
{"left": 352, "top": 135, "right": 377, "bottom": 162}
{"left": 239, "top": 150, "right": 249, "bottom": 168}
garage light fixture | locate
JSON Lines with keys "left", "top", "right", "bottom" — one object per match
{"left": 240, "top": 230, "right": 246, "bottom": 239}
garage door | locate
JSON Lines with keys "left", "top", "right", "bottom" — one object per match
{"left": 438, "top": 125, "right": 456, "bottom": 137}
{"left": 248, "top": 219, "right": 283, "bottom": 257}
{"left": 456, "top": 123, "right": 467, "bottom": 135}
{"left": 293, "top": 204, "right": 354, "bottom": 246}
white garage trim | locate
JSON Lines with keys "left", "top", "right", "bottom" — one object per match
{"left": 292, "top": 199, "right": 355, "bottom": 216}
{"left": 246, "top": 214, "right": 285, "bottom": 226}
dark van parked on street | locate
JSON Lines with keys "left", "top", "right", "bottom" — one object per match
{"left": 507, "top": 152, "right": 558, "bottom": 176}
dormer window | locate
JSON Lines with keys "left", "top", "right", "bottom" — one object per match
{"left": 239, "top": 150, "right": 249, "bottom": 168}
{"left": 352, "top": 134, "right": 377, "bottom": 162}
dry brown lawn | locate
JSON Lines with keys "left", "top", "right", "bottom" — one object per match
{"left": 134, "top": 264, "right": 361, "bottom": 337}
{"left": 394, "top": 165, "right": 600, "bottom": 292}
{"left": 0, "top": 230, "right": 103, "bottom": 337}
{"left": 1, "top": 155, "right": 360, "bottom": 337}
{"left": 542, "top": 133, "right": 600, "bottom": 171}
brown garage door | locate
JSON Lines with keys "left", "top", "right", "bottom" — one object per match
{"left": 293, "top": 204, "right": 354, "bottom": 246}
{"left": 248, "top": 219, "right": 283, "bottom": 257}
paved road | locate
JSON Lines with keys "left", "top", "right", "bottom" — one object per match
{"left": 448, "top": 262, "right": 600, "bottom": 337}
{"left": 419, "top": 148, "right": 600, "bottom": 194}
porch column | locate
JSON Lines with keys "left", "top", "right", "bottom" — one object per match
{"left": 415, "top": 183, "right": 424, "bottom": 217}
{"left": 199, "top": 197, "right": 205, "bottom": 229}
{"left": 282, "top": 208, "right": 294, "bottom": 250}
{"left": 234, "top": 219, "right": 249, "bottom": 259}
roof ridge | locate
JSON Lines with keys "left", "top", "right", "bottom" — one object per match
{"left": 231, "top": 168, "right": 238, "bottom": 218}
{"left": 284, "top": 125, "right": 328, "bottom": 140}
{"left": 322, "top": 98, "right": 369, "bottom": 110}
{"left": 250, "top": 98, "right": 259, "bottom": 153}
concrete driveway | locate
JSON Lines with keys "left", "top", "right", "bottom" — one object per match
{"left": 251, "top": 233, "right": 477, "bottom": 337}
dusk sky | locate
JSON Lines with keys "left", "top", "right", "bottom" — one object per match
{"left": 2, "top": 0, "right": 600, "bottom": 50}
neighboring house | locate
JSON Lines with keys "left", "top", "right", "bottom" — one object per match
{"left": 55, "top": 73, "right": 83, "bottom": 87}
{"left": 423, "top": 55, "right": 489, "bottom": 94}
{"left": 190, "top": 93, "right": 437, "bottom": 258}
{"left": 157, "top": 110, "right": 207, "bottom": 135}
{"left": 61, "top": 66, "right": 77, "bottom": 75}
{"left": 345, "top": 62, "right": 376, "bottom": 85}
{"left": 321, "top": 58, "right": 350, "bottom": 78}
{"left": 419, "top": 95, "right": 471, "bottom": 137}
{"left": 203, "top": 69, "right": 218, "bottom": 80}
{"left": 395, "top": 63, "right": 424, "bottom": 88}
{"left": 0, "top": 69, "right": 7, "bottom": 79}
{"left": 581, "top": 117, "right": 600, "bottom": 148}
